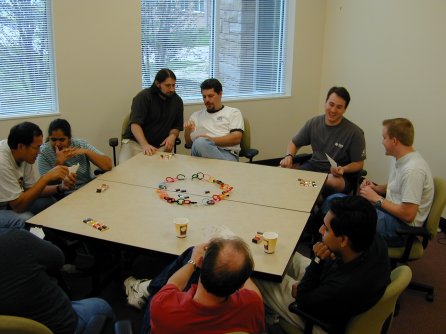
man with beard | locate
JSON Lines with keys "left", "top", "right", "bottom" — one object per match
{"left": 184, "top": 78, "right": 244, "bottom": 161}
{"left": 119, "top": 68, "right": 184, "bottom": 163}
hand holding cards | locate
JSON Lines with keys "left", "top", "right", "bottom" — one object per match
{"left": 68, "top": 163, "right": 80, "bottom": 174}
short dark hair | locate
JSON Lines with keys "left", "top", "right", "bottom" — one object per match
{"left": 200, "top": 237, "right": 253, "bottom": 298}
{"left": 326, "top": 86, "right": 351, "bottom": 108}
{"left": 200, "top": 78, "right": 223, "bottom": 94}
{"left": 151, "top": 68, "right": 176, "bottom": 89}
{"left": 329, "top": 196, "right": 376, "bottom": 252}
{"left": 7, "top": 122, "right": 43, "bottom": 149}
{"left": 48, "top": 118, "right": 72, "bottom": 138}
{"left": 382, "top": 118, "right": 414, "bottom": 146}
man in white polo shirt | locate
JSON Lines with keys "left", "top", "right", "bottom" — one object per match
{"left": 184, "top": 78, "right": 244, "bottom": 161}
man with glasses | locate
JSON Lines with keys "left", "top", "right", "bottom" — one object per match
{"left": 119, "top": 68, "right": 184, "bottom": 163}
{"left": 0, "top": 122, "right": 74, "bottom": 229}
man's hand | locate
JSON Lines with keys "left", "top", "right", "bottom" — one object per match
{"left": 279, "top": 155, "right": 293, "bottom": 168}
{"left": 183, "top": 120, "right": 196, "bottom": 133}
{"left": 55, "top": 146, "right": 77, "bottom": 165}
{"left": 359, "top": 185, "right": 381, "bottom": 204}
{"left": 291, "top": 281, "right": 300, "bottom": 299}
{"left": 192, "top": 242, "right": 208, "bottom": 269}
{"left": 141, "top": 143, "right": 157, "bottom": 156}
{"left": 43, "top": 165, "right": 69, "bottom": 183}
{"left": 61, "top": 173, "right": 77, "bottom": 190}
{"left": 330, "top": 166, "right": 344, "bottom": 177}
{"left": 160, "top": 134, "right": 177, "bottom": 153}
{"left": 313, "top": 241, "right": 336, "bottom": 261}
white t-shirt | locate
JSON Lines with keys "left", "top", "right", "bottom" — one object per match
{"left": 189, "top": 106, "right": 244, "bottom": 153}
{"left": 386, "top": 151, "right": 434, "bottom": 227}
{"left": 0, "top": 140, "right": 39, "bottom": 209}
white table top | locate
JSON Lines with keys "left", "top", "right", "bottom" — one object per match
{"left": 29, "top": 179, "right": 310, "bottom": 281}
{"left": 29, "top": 152, "right": 326, "bottom": 281}
{"left": 97, "top": 152, "right": 327, "bottom": 212}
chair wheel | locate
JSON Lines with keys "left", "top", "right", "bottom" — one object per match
{"left": 426, "top": 293, "right": 434, "bottom": 302}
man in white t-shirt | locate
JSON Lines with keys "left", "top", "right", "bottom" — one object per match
{"left": 0, "top": 122, "right": 74, "bottom": 229}
{"left": 359, "top": 118, "right": 434, "bottom": 246}
{"left": 184, "top": 78, "right": 244, "bottom": 161}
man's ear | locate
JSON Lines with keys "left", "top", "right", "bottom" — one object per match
{"left": 340, "top": 235, "right": 349, "bottom": 248}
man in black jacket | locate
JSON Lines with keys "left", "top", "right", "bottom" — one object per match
{"left": 254, "top": 196, "right": 391, "bottom": 333}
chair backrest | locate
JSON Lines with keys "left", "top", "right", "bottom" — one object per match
{"left": 121, "top": 113, "right": 131, "bottom": 140}
{"left": 240, "top": 116, "right": 251, "bottom": 154}
{"left": 424, "top": 177, "right": 446, "bottom": 240}
{"left": 344, "top": 265, "right": 412, "bottom": 334}
{"left": 0, "top": 315, "right": 53, "bottom": 334}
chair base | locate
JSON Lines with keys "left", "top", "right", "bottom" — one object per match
{"left": 408, "top": 281, "right": 434, "bottom": 301}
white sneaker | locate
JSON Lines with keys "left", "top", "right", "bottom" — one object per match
{"left": 123, "top": 276, "right": 151, "bottom": 310}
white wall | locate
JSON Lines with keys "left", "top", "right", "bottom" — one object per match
{"left": 320, "top": 0, "right": 446, "bottom": 185}
{"left": 0, "top": 0, "right": 326, "bottom": 162}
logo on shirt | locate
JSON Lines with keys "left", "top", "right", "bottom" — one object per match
{"left": 216, "top": 116, "right": 224, "bottom": 121}
{"left": 335, "top": 142, "right": 344, "bottom": 148}
{"left": 18, "top": 177, "right": 24, "bottom": 191}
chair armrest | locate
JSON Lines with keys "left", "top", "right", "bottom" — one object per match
{"left": 114, "top": 320, "right": 133, "bottom": 334}
{"left": 292, "top": 153, "right": 312, "bottom": 164}
{"left": 288, "top": 302, "right": 334, "bottom": 334}
{"left": 109, "top": 137, "right": 119, "bottom": 147}
{"left": 395, "top": 224, "right": 430, "bottom": 238}
{"left": 240, "top": 148, "right": 259, "bottom": 163}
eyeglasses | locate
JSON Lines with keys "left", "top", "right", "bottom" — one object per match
{"left": 50, "top": 137, "right": 68, "bottom": 142}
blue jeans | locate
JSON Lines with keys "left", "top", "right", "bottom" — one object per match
{"left": 140, "top": 247, "right": 200, "bottom": 334}
{"left": 0, "top": 210, "right": 28, "bottom": 229}
{"left": 72, "top": 297, "right": 114, "bottom": 333}
{"left": 191, "top": 137, "right": 238, "bottom": 161}
{"left": 0, "top": 197, "right": 56, "bottom": 229}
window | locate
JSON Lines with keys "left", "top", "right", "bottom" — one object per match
{"left": 141, "top": 0, "right": 291, "bottom": 101}
{"left": 0, "top": 0, "right": 57, "bottom": 119}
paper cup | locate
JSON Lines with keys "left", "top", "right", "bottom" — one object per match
{"left": 174, "top": 218, "right": 189, "bottom": 238}
{"left": 263, "top": 231, "right": 278, "bottom": 254}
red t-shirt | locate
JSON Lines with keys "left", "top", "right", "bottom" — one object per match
{"left": 150, "top": 284, "right": 265, "bottom": 334}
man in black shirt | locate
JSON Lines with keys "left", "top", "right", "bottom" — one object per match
{"left": 254, "top": 196, "right": 391, "bottom": 333}
{"left": 119, "top": 68, "right": 184, "bottom": 163}
{"left": 0, "top": 228, "right": 114, "bottom": 333}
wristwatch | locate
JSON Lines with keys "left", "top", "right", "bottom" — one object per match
{"left": 375, "top": 197, "right": 384, "bottom": 208}
{"left": 187, "top": 259, "right": 196, "bottom": 270}
{"left": 56, "top": 184, "right": 64, "bottom": 194}
{"left": 285, "top": 153, "right": 294, "bottom": 159}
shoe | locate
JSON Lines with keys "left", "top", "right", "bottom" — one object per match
{"left": 123, "top": 276, "right": 151, "bottom": 310}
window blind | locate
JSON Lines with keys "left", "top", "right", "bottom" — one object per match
{"left": 0, "top": 0, "right": 57, "bottom": 119}
{"left": 141, "top": 0, "right": 289, "bottom": 101}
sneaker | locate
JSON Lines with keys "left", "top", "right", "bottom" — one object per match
{"left": 123, "top": 276, "right": 151, "bottom": 310}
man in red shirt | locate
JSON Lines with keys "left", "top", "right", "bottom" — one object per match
{"left": 141, "top": 237, "right": 265, "bottom": 334}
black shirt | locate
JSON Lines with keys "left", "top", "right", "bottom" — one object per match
{"left": 0, "top": 229, "right": 77, "bottom": 334}
{"left": 123, "top": 87, "right": 184, "bottom": 147}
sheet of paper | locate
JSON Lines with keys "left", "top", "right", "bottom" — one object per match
{"left": 29, "top": 227, "right": 45, "bottom": 239}
{"left": 68, "top": 163, "right": 80, "bottom": 174}
{"left": 325, "top": 153, "right": 338, "bottom": 168}
{"left": 191, "top": 128, "right": 209, "bottom": 141}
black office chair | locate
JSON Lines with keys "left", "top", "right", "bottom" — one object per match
{"left": 184, "top": 116, "right": 259, "bottom": 163}
{"left": 109, "top": 114, "right": 181, "bottom": 166}
{"left": 388, "top": 177, "right": 446, "bottom": 302}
